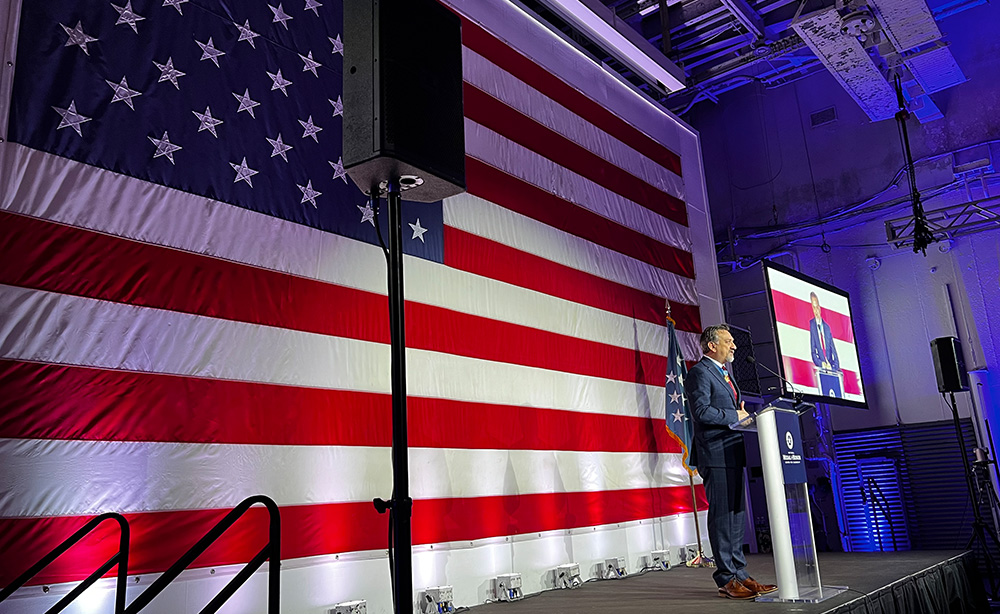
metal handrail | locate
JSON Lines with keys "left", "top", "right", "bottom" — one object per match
{"left": 125, "top": 495, "right": 281, "bottom": 614}
{"left": 863, "top": 476, "right": 898, "bottom": 552}
{"left": 0, "top": 512, "right": 130, "bottom": 614}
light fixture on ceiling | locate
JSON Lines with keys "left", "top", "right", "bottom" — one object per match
{"left": 536, "top": 0, "right": 686, "bottom": 92}
{"left": 638, "top": 2, "right": 660, "bottom": 16}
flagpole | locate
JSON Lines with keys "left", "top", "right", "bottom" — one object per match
{"left": 686, "top": 472, "right": 713, "bottom": 567}
{"left": 665, "top": 300, "right": 712, "bottom": 568}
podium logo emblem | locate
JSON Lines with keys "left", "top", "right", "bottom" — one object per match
{"left": 785, "top": 431, "right": 794, "bottom": 449}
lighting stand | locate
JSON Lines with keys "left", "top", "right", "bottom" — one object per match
{"left": 946, "top": 390, "right": 1000, "bottom": 599}
{"left": 370, "top": 180, "right": 413, "bottom": 614}
{"left": 971, "top": 450, "right": 1000, "bottom": 529}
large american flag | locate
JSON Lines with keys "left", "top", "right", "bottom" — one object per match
{"left": 0, "top": 0, "right": 709, "bottom": 608}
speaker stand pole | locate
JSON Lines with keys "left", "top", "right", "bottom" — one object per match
{"left": 386, "top": 179, "right": 413, "bottom": 613}
{"left": 949, "top": 391, "right": 1000, "bottom": 600}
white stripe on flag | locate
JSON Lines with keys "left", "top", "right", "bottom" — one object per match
{"left": 464, "top": 119, "right": 692, "bottom": 253}
{"left": 0, "top": 145, "right": 696, "bottom": 358}
{"left": 0, "top": 439, "right": 690, "bottom": 517}
{"left": 461, "top": 48, "right": 686, "bottom": 199}
{"left": 445, "top": 192, "right": 697, "bottom": 304}
{"left": 0, "top": 285, "right": 667, "bottom": 417}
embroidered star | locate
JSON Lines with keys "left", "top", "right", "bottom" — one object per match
{"left": 676, "top": 354, "right": 684, "bottom": 366}
{"left": 61, "top": 22, "right": 98, "bottom": 55}
{"left": 330, "top": 157, "right": 348, "bottom": 183}
{"left": 149, "top": 131, "right": 182, "bottom": 164}
{"left": 669, "top": 391, "right": 682, "bottom": 404}
{"left": 269, "top": 3, "right": 294, "bottom": 29}
{"left": 267, "top": 134, "right": 293, "bottom": 162}
{"left": 236, "top": 20, "right": 260, "bottom": 48}
{"left": 153, "top": 57, "right": 185, "bottom": 89}
{"left": 298, "top": 180, "right": 322, "bottom": 208}
{"left": 666, "top": 372, "right": 677, "bottom": 384}
{"left": 106, "top": 76, "right": 141, "bottom": 110}
{"left": 298, "top": 115, "right": 322, "bottom": 142}
{"left": 677, "top": 374, "right": 684, "bottom": 386}
{"left": 193, "top": 106, "right": 223, "bottom": 137}
{"left": 299, "top": 51, "right": 321, "bottom": 77}
{"left": 267, "top": 69, "right": 293, "bottom": 96}
{"left": 358, "top": 202, "right": 375, "bottom": 226}
{"left": 196, "top": 37, "right": 225, "bottom": 67}
{"left": 112, "top": 1, "right": 145, "bottom": 33}
{"left": 230, "top": 157, "right": 259, "bottom": 187}
{"left": 409, "top": 219, "right": 428, "bottom": 243}
{"left": 329, "top": 96, "right": 343, "bottom": 118}
{"left": 163, "top": 0, "right": 188, "bottom": 14}
{"left": 52, "top": 101, "right": 91, "bottom": 136}
{"left": 305, "top": 0, "right": 323, "bottom": 16}
{"left": 329, "top": 34, "right": 343, "bottom": 55}
{"left": 672, "top": 408, "right": 686, "bottom": 423}
{"left": 233, "top": 89, "right": 260, "bottom": 118}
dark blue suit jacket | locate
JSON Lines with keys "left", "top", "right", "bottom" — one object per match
{"left": 686, "top": 357, "right": 746, "bottom": 469}
{"left": 809, "top": 318, "right": 840, "bottom": 371}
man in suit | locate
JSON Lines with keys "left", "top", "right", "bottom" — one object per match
{"left": 687, "top": 324, "right": 778, "bottom": 599}
{"left": 809, "top": 292, "right": 840, "bottom": 372}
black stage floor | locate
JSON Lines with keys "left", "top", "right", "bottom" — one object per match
{"left": 470, "top": 551, "right": 989, "bottom": 614}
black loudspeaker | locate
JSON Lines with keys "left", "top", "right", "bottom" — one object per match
{"left": 343, "top": 0, "right": 466, "bottom": 202}
{"left": 729, "top": 325, "right": 761, "bottom": 396}
{"left": 930, "top": 336, "right": 970, "bottom": 393}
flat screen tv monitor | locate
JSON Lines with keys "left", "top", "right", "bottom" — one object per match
{"left": 763, "top": 261, "right": 868, "bottom": 409}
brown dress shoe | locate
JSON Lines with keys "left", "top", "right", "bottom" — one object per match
{"left": 718, "top": 578, "right": 757, "bottom": 600}
{"left": 742, "top": 577, "right": 778, "bottom": 595}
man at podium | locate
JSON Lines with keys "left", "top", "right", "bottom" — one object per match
{"left": 687, "top": 324, "right": 778, "bottom": 599}
{"left": 808, "top": 292, "right": 842, "bottom": 398}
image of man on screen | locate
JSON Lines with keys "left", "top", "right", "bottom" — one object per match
{"left": 809, "top": 292, "right": 845, "bottom": 398}
{"left": 809, "top": 292, "right": 840, "bottom": 372}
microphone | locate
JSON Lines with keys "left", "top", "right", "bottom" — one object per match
{"left": 745, "top": 356, "right": 807, "bottom": 407}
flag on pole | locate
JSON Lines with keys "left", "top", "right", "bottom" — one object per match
{"left": 665, "top": 317, "right": 696, "bottom": 474}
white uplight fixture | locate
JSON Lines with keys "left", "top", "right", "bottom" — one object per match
{"left": 494, "top": 573, "right": 524, "bottom": 601}
{"left": 553, "top": 563, "right": 583, "bottom": 588}
{"left": 647, "top": 549, "right": 671, "bottom": 570}
{"left": 329, "top": 600, "right": 367, "bottom": 614}
{"left": 419, "top": 586, "right": 454, "bottom": 613}
{"left": 537, "top": 0, "right": 686, "bottom": 92}
{"left": 604, "top": 556, "right": 628, "bottom": 578}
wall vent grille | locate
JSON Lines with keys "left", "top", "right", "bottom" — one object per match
{"left": 810, "top": 106, "right": 838, "bottom": 127}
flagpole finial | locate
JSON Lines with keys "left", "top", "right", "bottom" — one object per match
{"left": 664, "top": 297, "right": 675, "bottom": 326}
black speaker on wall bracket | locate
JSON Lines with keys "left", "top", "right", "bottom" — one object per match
{"left": 931, "top": 336, "right": 970, "bottom": 393}
{"left": 342, "top": 0, "right": 466, "bottom": 202}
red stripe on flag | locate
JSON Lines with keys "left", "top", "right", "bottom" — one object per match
{"left": 0, "top": 360, "right": 682, "bottom": 453}
{"left": 409, "top": 303, "right": 667, "bottom": 386}
{"left": 461, "top": 19, "right": 683, "bottom": 177}
{"left": 445, "top": 226, "right": 700, "bottom": 332}
{"left": 464, "top": 83, "right": 686, "bottom": 225}
{"left": 0, "top": 212, "right": 668, "bottom": 386}
{"left": 770, "top": 290, "right": 855, "bottom": 343}
{"left": 0, "top": 486, "right": 707, "bottom": 586}
{"left": 782, "top": 356, "right": 862, "bottom": 395}
{"left": 466, "top": 159, "right": 694, "bottom": 278}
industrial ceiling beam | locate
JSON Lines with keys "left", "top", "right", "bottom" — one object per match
{"left": 719, "top": 0, "right": 766, "bottom": 38}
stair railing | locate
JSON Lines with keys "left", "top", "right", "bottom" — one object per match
{"left": 0, "top": 512, "right": 130, "bottom": 614}
{"left": 125, "top": 494, "right": 280, "bottom": 614}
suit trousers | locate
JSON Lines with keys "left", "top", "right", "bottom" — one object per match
{"left": 701, "top": 465, "right": 748, "bottom": 587}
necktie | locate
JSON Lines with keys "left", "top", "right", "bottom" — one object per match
{"left": 722, "top": 366, "right": 738, "bottom": 400}
{"left": 819, "top": 323, "right": 827, "bottom": 359}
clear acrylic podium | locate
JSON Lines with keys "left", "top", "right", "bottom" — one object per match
{"left": 732, "top": 399, "right": 846, "bottom": 602}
